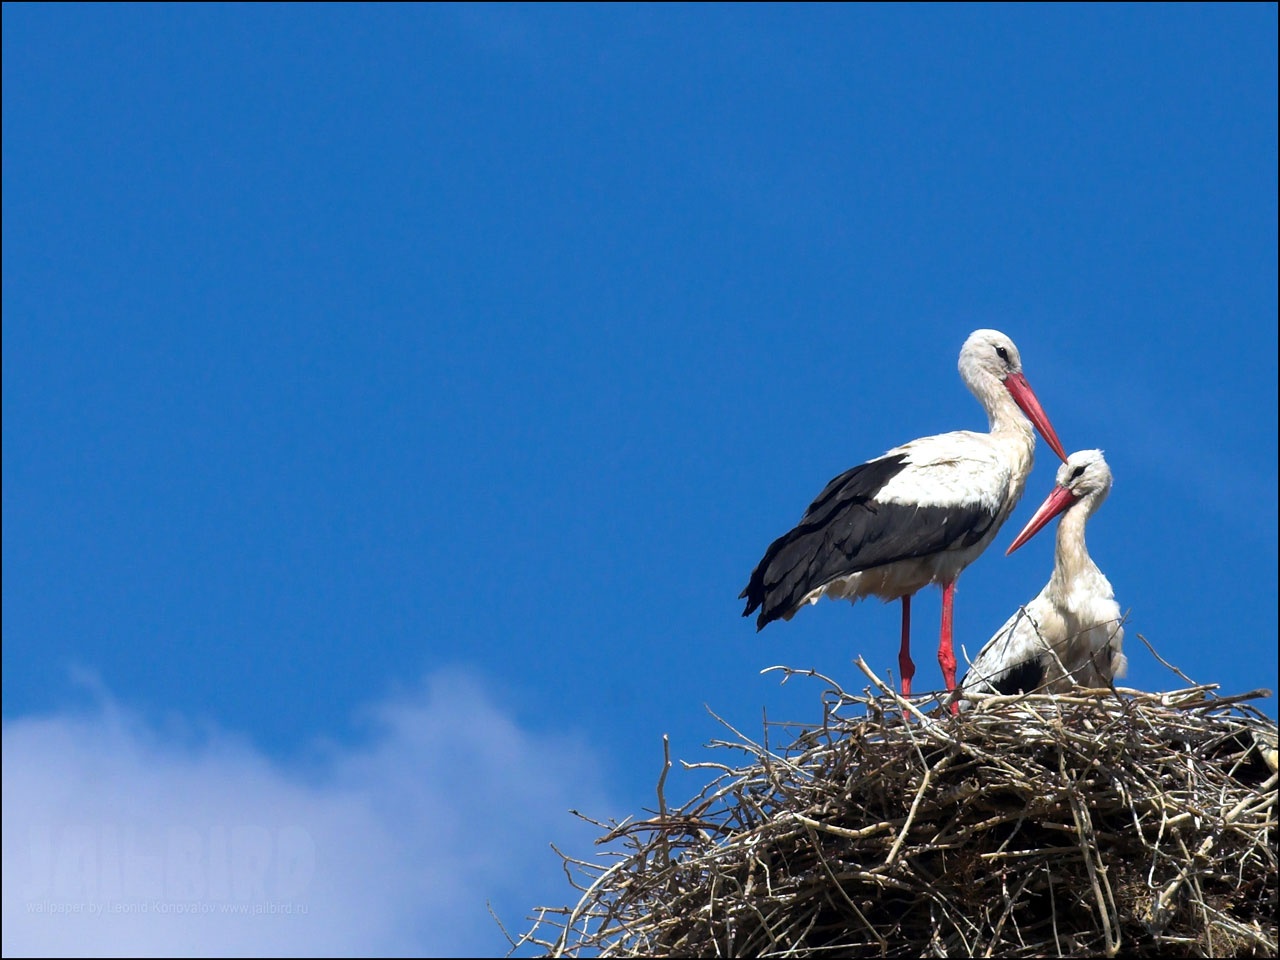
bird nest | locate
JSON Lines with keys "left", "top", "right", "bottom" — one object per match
{"left": 506, "top": 642, "right": 1278, "bottom": 958}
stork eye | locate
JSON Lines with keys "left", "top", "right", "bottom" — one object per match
{"left": 1070, "top": 465, "right": 1085, "bottom": 480}
{"left": 995, "top": 346, "right": 1010, "bottom": 362}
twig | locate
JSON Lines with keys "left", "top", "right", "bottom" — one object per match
{"left": 1137, "top": 632, "right": 1212, "bottom": 695}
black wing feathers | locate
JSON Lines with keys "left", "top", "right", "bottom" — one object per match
{"left": 988, "top": 659, "right": 1049, "bottom": 696}
{"left": 958, "top": 609, "right": 1050, "bottom": 696}
{"left": 740, "top": 453, "right": 999, "bottom": 630}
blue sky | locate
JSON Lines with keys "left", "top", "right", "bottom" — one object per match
{"left": 3, "top": 4, "right": 1276, "bottom": 956}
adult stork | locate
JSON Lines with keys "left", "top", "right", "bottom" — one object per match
{"left": 956, "top": 449, "right": 1127, "bottom": 705}
{"left": 740, "top": 329, "right": 1068, "bottom": 698}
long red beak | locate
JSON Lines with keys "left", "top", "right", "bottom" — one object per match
{"left": 1006, "top": 484, "right": 1077, "bottom": 555}
{"left": 1003, "top": 372, "right": 1067, "bottom": 463}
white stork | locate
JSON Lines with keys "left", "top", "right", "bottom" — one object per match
{"left": 956, "top": 449, "right": 1127, "bottom": 704}
{"left": 740, "top": 329, "right": 1068, "bottom": 698}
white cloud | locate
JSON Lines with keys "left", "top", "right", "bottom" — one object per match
{"left": 2, "top": 670, "right": 610, "bottom": 958}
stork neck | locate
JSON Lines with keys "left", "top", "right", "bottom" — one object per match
{"left": 985, "top": 388, "right": 1036, "bottom": 489}
{"left": 1050, "top": 504, "right": 1099, "bottom": 588}
{"left": 988, "top": 388, "right": 1036, "bottom": 444}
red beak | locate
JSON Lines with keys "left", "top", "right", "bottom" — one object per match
{"left": 1003, "top": 372, "right": 1067, "bottom": 463}
{"left": 1006, "top": 484, "right": 1077, "bottom": 555}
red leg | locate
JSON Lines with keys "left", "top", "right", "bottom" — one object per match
{"left": 939, "top": 580, "right": 959, "bottom": 714}
{"left": 898, "top": 594, "right": 915, "bottom": 697}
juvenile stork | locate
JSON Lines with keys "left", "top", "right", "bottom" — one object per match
{"left": 740, "top": 329, "right": 1068, "bottom": 697}
{"left": 957, "top": 449, "right": 1127, "bottom": 705}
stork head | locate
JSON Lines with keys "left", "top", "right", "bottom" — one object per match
{"left": 959, "top": 330, "right": 1068, "bottom": 463}
{"left": 1006, "top": 449, "right": 1112, "bottom": 555}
